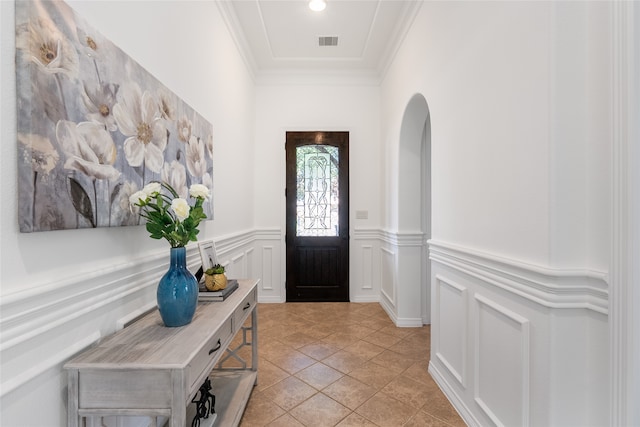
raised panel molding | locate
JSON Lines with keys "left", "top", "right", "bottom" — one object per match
{"left": 245, "top": 247, "right": 255, "bottom": 279}
{"left": 429, "top": 240, "right": 608, "bottom": 313}
{"left": 261, "top": 246, "right": 275, "bottom": 290}
{"left": 380, "top": 247, "right": 396, "bottom": 305}
{"left": 230, "top": 253, "right": 245, "bottom": 279}
{"left": 362, "top": 245, "right": 373, "bottom": 290}
{"left": 352, "top": 229, "right": 383, "bottom": 303}
{"left": 474, "top": 294, "right": 531, "bottom": 427}
{"left": 252, "top": 228, "right": 282, "bottom": 302}
{"left": 434, "top": 275, "right": 468, "bottom": 388}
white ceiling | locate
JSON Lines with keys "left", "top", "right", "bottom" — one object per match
{"left": 217, "top": 0, "right": 422, "bottom": 83}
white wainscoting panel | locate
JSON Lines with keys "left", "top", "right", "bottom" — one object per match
{"left": 428, "top": 239, "right": 608, "bottom": 427}
{"left": 245, "top": 247, "right": 255, "bottom": 279}
{"left": 474, "top": 294, "right": 530, "bottom": 427}
{"left": 351, "top": 229, "right": 383, "bottom": 302}
{"left": 394, "top": 232, "right": 426, "bottom": 326}
{"left": 214, "top": 229, "right": 253, "bottom": 279}
{"left": 373, "top": 230, "right": 427, "bottom": 325}
{"left": 230, "top": 252, "right": 244, "bottom": 278}
{"left": 261, "top": 246, "right": 275, "bottom": 290}
{"left": 362, "top": 245, "right": 373, "bottom": 290}
{"left": 380, "top": 247, "right": 396, "bottom": 306}
{"left": 252, "top": 228, "right": 283, "bottom": 302}
{"left": 434, "top": 275, "right": 468, "bottom": 388}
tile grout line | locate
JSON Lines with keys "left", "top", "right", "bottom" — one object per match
{"left": 237, "top": 302, "right": 462, "bottom": 427}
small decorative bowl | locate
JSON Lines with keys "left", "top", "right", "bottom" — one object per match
{"left": 205, "top": 273, "right": 227, "bottom": 291}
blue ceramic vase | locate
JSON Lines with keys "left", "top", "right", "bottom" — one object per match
{"left": 157, "top": 247, "right": 198, "bottom": 327}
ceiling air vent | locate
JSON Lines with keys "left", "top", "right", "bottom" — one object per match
{"left": 318, "top": 36, "right": 338, "bottom": 47}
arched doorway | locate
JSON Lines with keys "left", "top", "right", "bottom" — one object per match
{"left": 397, "top": 94, "right": 431, "bottom": 324}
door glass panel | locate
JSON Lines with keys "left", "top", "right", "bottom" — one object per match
{"left": 296, "top": 145, "right": 339, "bottom": 236}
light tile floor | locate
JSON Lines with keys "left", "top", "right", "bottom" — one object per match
{"left": 238, "top": 302, "right": 466, "bottom": 427}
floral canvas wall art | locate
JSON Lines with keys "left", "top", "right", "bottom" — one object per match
{"left": 15, "top": 0, "right": 214, "bottom": 232}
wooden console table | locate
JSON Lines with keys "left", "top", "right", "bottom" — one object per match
{"left": 65, "top": 279, "right": 259, "bottom": 427}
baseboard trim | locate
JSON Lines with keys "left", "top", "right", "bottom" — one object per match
{"left": 258, "top": 296, "right": 286, "bottom": 303}
{"left": 350, "top": 296, "right": 380, "bottom": 303}
{"left": 429, "top": 360, "right": 480, "bottom": 427}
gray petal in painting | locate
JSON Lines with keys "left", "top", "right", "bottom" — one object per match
{"left": 186, "top": 136, "right": 207, "bottom": 178}
{"left": 56, "top": 120, "right": 121, "bottom": 181}
{"left": 16, "top": 16, "right": 79, "bottom": 78}
{"left": 82, "top": 82, "right": 119, "bottom": 131}
{"left": 162, "top": 160, "right": 188, "bottom": 199}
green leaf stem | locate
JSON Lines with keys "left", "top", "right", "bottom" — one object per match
{"left": 132, "top": 181, "right": 208, "bottom": 248}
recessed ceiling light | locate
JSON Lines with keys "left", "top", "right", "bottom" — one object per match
{"left": 309, "top": 0, "right": 326, "bottom": 12}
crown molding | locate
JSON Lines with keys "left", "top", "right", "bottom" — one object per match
{"left": 215, "top": 0, "right": 423, "bottom": 87}
{"left": 377, "top": 0, "right": 423, "bottom": 82}
{"left": 215, "top": 0, "right": 258, "bottom": 83}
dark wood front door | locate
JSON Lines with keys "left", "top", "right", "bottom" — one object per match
{"left": 285, "top": 131, "right": 349, "bottom": 302}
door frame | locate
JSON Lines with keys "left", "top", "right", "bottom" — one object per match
{"left": 283, "top": 131, "right": 350, "bottom": 302}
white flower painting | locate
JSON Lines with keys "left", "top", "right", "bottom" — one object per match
{"left": 15, "top": 0, "right": 214, "bottom": 232}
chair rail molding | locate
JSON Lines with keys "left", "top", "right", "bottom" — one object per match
{"left": 429, "top": 240, "right": 609, "bottom": 313}
{"left": 214, "top": 228, "right": 256, "bottom": 255}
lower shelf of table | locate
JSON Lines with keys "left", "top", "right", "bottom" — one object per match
{"left": 186, "top": 370, "right": 257, "bottom": 427}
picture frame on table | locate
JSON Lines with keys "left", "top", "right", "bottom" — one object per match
{"left": 195, "top": 240, "right": 218, "bottom": 283}
{"left": 198, "top": 240, "right": 218, "bottom": 272}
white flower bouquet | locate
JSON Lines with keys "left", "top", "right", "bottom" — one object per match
{"left": 129, "top": 181, "right": 209, "bottom": 247}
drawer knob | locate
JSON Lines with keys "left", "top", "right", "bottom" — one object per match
{"left": 208, "top": 339, "right": 222, "bottom": 355}
{"left": 243, "top": 302, "right": 251, "bottom": 311}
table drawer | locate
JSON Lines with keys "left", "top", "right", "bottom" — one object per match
{"left": 79, "top": 369, "right": 172, "bottom": 409}
{"left": 233, "top": 288, "right": 256, "bottom": 331}
{"left": 188, "top": 317, "right": 232, "bottom": 390}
